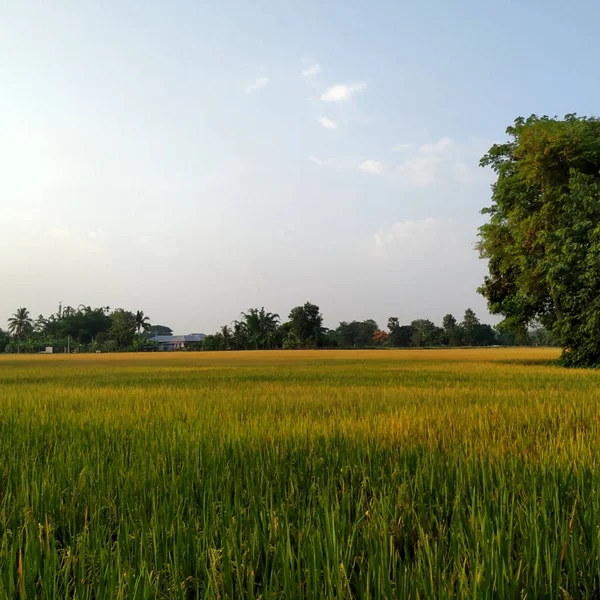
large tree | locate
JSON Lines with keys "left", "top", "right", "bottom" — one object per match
{"left": 478, "top": 114, "right": 600, "bottom": 366}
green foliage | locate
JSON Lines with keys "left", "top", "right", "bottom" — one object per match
{"left": 240, "top": 307, "right": 280, "bottom": 349}
{"left": 203, "top": 333, "right": 225, "bottom": 351}
{"left": 442, "top": 313, "right": 463, "bottom": 346}
{"left": 7, "top": 307, "right": 33, "bottom": 340}
{"left": 336, "top": 320, "right": 379, "bottom": 347}
{"left": 134, "top": 310, "right": 151, "bottom": 334}
{"left": 410, "top": 319, "right": 444, "bottom": 347}
{"left": 478, "top": 114, "right": 600, "bottom": 365}
{"left": 282, "top": 331, "right": 302, "bottom": 349}
{"left": 288, "top": 302, "right": 324, "bottom": 347}
{"left": 45, "top": 306, "right": 111, "bottom": 345}
{"left": 108, "top": 309, "right": 137, "bottom": 348}
{"left": 0, "top": 329, "right": 9, "bottom": 352}
{"left": 219, "top": 325, "right": 232, "bottom": 350}
{"left": 388, "top": 318, "right": 415, "bottom": 347}
{"left": 149, "top": 324, "right": 173, "bottom": 336}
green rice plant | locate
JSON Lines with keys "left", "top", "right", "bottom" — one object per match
{"left": 2, "top": 348, "right": 600, "bottom": 598}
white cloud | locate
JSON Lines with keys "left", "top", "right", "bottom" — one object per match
{"left": 418, "top": 137, "right": 454, "bottom": 155}
{"left": 397, "top": 155, "right": 441, "bottom": 187}
{"left": 373, "top": 218, "right": 454, "bottom": 254}
{"left": 309, "top": 155, "right": 324, "bottom": 165}
{"left": 318, "top": 117, "right": 337, "bottom": 130}
{"left": 321, "top": 82, "right": 366, "bottom": 102}
{"left": 392, "top": 143, "right": 411, "bottom": 152}
{"left": 244, "top": 77, "right": 270, "bottom": 94}
{"left": 395, "top": 137, "right": 487, "bottom": 188}
{"left": 302, "top": 64, "right": 321, "bottom": 77}
{"left": 359, "top": 160, "right": 385, "bottom": 175}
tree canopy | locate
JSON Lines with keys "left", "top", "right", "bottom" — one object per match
{"left": 478, "top": 114, "right": 600, "bottom": 366}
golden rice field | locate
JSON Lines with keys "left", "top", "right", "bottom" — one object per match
{"left": 3, "top": 347, "right": 600, "bottom": 598}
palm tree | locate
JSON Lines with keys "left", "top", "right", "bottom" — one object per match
{"left": 7, "top": 308, "right": 33, "bottom": 352}
{"left": 135, "top": 310, "right": 151, "bottom": 334}
{"left": 231, "top": 320, "right": 248, "bottom": 350}
{"left": 241, "top": 307, "right": 280, "bottom": 349}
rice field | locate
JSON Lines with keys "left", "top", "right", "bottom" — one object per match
{"left": 3, "top": 347, "right": 600, "bottom": 598}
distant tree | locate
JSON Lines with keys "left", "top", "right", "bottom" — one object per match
{"left": 134, "top": 310, "right": 151, "bottom": 335}
{"left": 33, "top": 314, "right": 48, "bottom": 333}
{"left": 0, "top": 329, "right": 9, "bottom": 353}
{"left": 336, "top": 320, "right": 378, "bottom": 347}
{"left": 475, "top": 323, "right": 497, "bottom": 346}
{"left": 359, "top": 320, "right": 379, "bottom": 346}
{"left": 461, "top": 309, "right": 480, "bottom": 346}
{"left": 46, "top": 306, "right": 111, "bottom": 345}
{"left": 528, "top": 326, "right": 557, "bottom": 347}
{"left": 336, "top": 321, "right": 356, "bottom": 347}
{"left": 108, "top": 309, "right": 137, "bottom": 348}
{"left": 203, "top": 333, "right": 224, "bottom": 351}
{"left": 149, "top": 325, "right": 173, "bottom": 337}
{"left": 220, "top": 325, "right": 232, "bottom": 350}
{"left": 283, "top": 331, "right": 302, "bottom": 350}
{"left": 442, "top": 314, "right": 463, "bottom": 346}
{"left": 373, "top": 330, "right": 389, "bottom": 346}
{"left": 410, "top": 319, "right": 438, "bottom": 347}
{"left": 241, "top": 308, "right": 280, "bottom": 349}
{"left": 388, "top": 318, "right": 414, "bottom": 347}
{"left": 231, "top": 320, "right": 248, "bottom": 350}
{"left": 322, "top": 329, "right": 340, "bottom": 348}
{"left": 62, "top": 305, "right": 76, "bottom": 318}
{"left": 493, "top": 323, "right": 516, "bottom": 346}
{"left": 288, "top": 302, "right": 324, "bottom": 347}
{"left": 7, "top": 307, "right": 33, "bottom": 341}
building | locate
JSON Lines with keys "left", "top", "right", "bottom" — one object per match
{"left": 149, "top": 333, "right": 205, "bottom": 351}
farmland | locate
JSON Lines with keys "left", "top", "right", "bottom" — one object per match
{"left": 2, "top": 347, "right": 600, "bottom": 598}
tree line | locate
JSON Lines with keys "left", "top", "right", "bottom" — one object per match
{"left": 0, "top": 302, "right": 553, "bottom": 353}
{"left": 0, "top": 305, "right": 169, "bottom": 353}
{"left": 202, "top": 304, "right": 553, "bottom": 350}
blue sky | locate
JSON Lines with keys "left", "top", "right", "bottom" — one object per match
{"left": 2, "top": 0, "right": 599, "bottom": 332}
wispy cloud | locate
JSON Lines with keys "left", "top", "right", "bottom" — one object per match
{"left": 392, "top": 143, "right": 411, "bottom": 152}
{"left": 321, "top": 82, "right": 366, "bottom": 102}
{"left": 318, "top": 117, "right": 338, "bottom": 130}
{"left": 418, "top": 137, "right": 454, "bottom": 155}
{"left": 358, "top": 160, "right": 385, "bottom": 175}
{"left": 395, "top": 137, "right": 489, "bottom": 188}
{"left": 302, "top": 64, "right": 321, "bottom": 77}
{"left": 372, "top": 218, "right": 464, "bottom": 261}
{"left": 397, "top": 155, "right": 441, "bottom": 187}
{"left": 244, "top": 76, "right": 270, "bottom": 94}
{"left": 374, "top": 218, "right": 444, "bottom": 249}
{"left": 309, "top": 155, "right": 324, "bottom": 165}
{"left": 395, "top": 137, "right": 454, "bottom": 187}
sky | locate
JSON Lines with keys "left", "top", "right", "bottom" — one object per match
{"left": 2, "top": 0, "right": 599, "bottom": 333}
